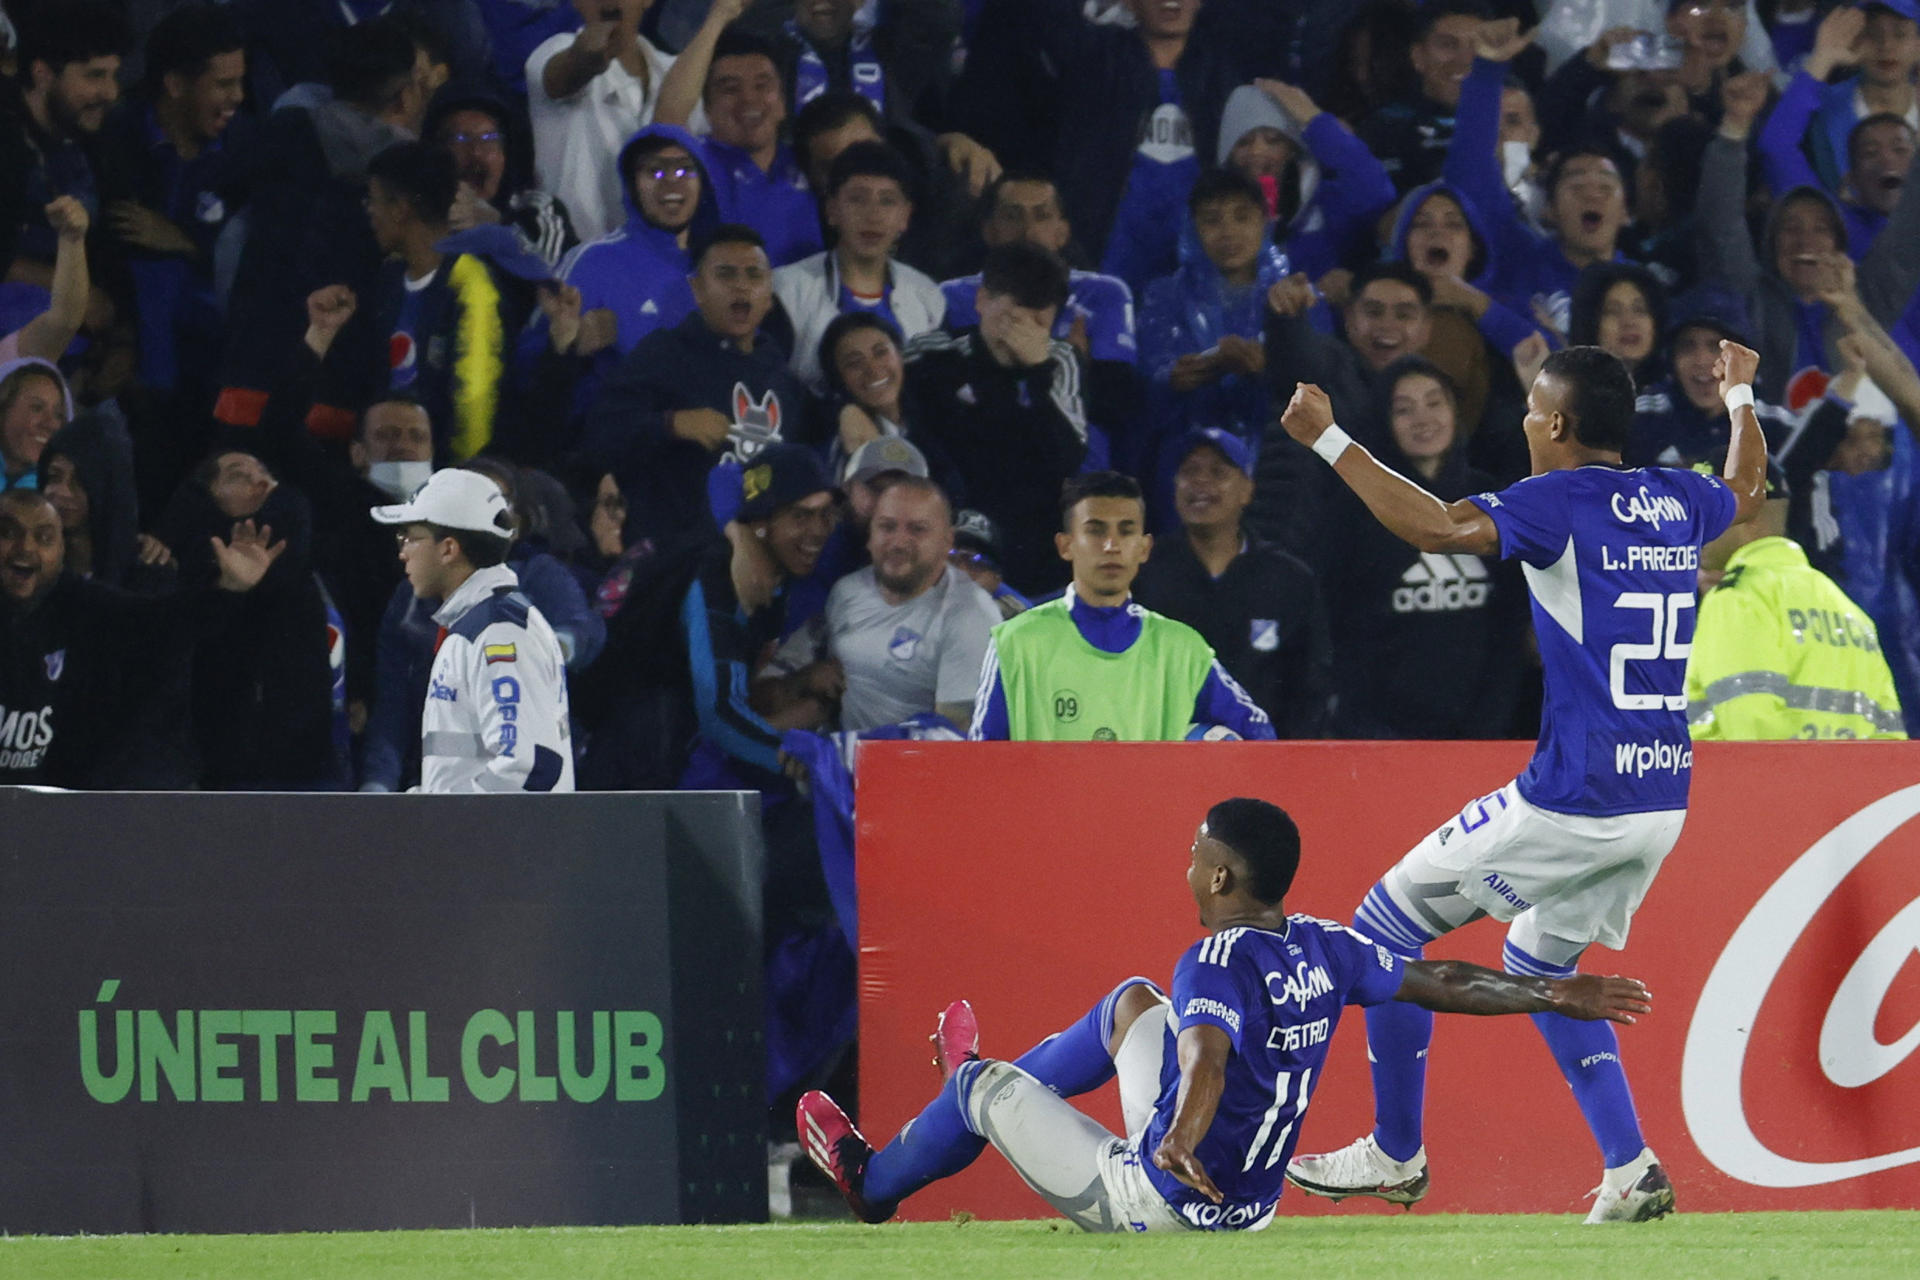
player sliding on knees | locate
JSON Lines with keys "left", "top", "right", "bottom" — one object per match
{"left": 1276, "top": 344, "right": 1768, "bottom": 1222}
{"left": 797, "top": 798, "right": 1653, "bottom": 1232}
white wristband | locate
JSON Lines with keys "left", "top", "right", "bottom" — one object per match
{"left": 1312, "top": 424, "right": 1353, "bottom": 465}
{"left": 1723, "top": 385, "right": 1754, "bottom": 413}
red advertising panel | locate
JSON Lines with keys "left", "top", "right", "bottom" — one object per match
{"left": 856, "top": 741, "right": 1920, "bottom": 1220}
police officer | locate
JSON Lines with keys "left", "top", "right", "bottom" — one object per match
{"left": 371, "top": 470, "right": 575, "bottom": 791}
{"left": 1686, "top": 467, "right": 1906, "bottom": 742}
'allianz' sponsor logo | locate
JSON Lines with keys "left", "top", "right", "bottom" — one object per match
{"left": 1393, "top": 554, "right": 1490, "bottom": 613}
{"left": 1611, "top": 486, "right": 1689, "bottom": 529}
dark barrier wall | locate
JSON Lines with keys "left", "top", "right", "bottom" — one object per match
{"left": 0, "top": 789, "right": 767, "bottom": 1234}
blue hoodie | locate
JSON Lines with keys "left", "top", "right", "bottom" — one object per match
{"left": 557, "top": 123, "right": 724, "bottom": 365}
{"left": 1384, "top": 178, "right": 1544, "bottom": 358}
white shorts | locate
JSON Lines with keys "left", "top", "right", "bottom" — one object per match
{"left": 961, "top": 995, "right": 1196, "bottom": 1233}
{"left": 1386, "top": 780, "right": 1686, "bottom": 952}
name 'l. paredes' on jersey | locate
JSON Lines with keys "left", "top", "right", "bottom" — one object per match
{"left": 1468, "top": 466, "right": 1737, "bottom": 816}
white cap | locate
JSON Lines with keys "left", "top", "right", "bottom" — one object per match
{"left": 1848, "top": 377, "right": 1898, "bottom": 428}
{"left": 369, "top": 468, "right": 514, "bottom": 535}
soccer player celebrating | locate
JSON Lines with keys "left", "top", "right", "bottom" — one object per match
{"left": 797, "top": 797, "right": 1654, "bottom": 1232}
{"left": 1276, "top": 343, "right": 1769, "bottom": 1221}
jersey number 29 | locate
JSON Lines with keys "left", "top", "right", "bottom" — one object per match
{"left": 1610, "top": 591, "right": 1693, "bottom": 712}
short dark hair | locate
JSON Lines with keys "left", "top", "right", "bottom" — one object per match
{"left": 368, "top": 142, "right": 459, "bottom": 224}
{"left": 359, "top": 389, "right": 431, "bottom": 439}
{"left": 827, "top": 140, "right": 914, "bottom": 200}
{"left": 1543, "top": 146, "right": 1626, "bottom": 201}
{"left": 141, "top": 2, "right": 244, "bottom": 99}
{"left": 692, "top": 222, "right": 769, "bottom": 269}
{"left": 1059, "top": 470, "right": 1143, "bottom": 527}
{"left": 980, "top": 242, "right": 1071, "bottom": 312}
{"left": 793, "top": 90, "right": 882, "bottom": 173}
{"left": 1353, "top": 260, "right": 1434, "bottom": 307}
{"left": 1848, "top": 112, "right": 1917, "bottom": 169}
{"left": 16, "top": 0, "right": 130, "bottom": 73}
{"left": 327, "top": 17, "right": 418, "bottom": 110}
{"left": 429, "top": 524, "right": 512, "bottom": 569}
{"left": 1541, "top": 345, "right": 1636, "bottom": 452}
{"left": 1412, "top": 0, "right": 1493, "bottom": 42}
{"left": 818, "top": 311, "right": 903, "bottom": 397}
{"left": 1187, "top": 166, "right": 1268, "bottom": 218}
{"left": 706, "top": 29, "right": 784, "bottom": 96}
{"left": 1204, "top": 797, "right": 1301, "bottom": 904}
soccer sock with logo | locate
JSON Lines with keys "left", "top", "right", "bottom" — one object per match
{"left": 1008, "top": 977, "right": 1155, "bottom": 1097}
{"left": 862, "top": 1069, "right": 987, "bottom": 1205}
{"left": 1355, "top": 885, "right": 1437, "bottom": 1162}
{"left": 1503, "top": 939, "right": 1646, "bottom": 1168}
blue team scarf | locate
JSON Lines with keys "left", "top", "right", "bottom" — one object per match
{"left": 788, "top": 20, "right": 885, "bottom": 112}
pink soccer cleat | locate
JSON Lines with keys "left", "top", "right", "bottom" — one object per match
{"left": 796, "top": 1090, "right": 894, "bottom": 1223}
{"left": 930, "top": 999, "right": 980, "bottom": 1080}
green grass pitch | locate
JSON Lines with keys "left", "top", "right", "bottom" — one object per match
{"left": 6, "top": 1213, "right": 1920, "bottom": 1280}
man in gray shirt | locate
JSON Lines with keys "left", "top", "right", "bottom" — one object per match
{"left": 776, "top": 475, "right": 1000, "bottom": 733}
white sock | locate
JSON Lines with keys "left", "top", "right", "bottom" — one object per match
{"left": 1603, "top": 1147, "right": 1656, "bottom": 1188}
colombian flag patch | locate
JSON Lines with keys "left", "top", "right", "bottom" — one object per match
{"left": 484, "top": 642, "right": 517, "bottom": 664}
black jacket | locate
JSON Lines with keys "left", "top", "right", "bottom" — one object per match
{"left": 1132, "top": 533, "right": 1332, "bottom": 737}
{"left": 1315, "top": 451, "right": 1531, "bottom": 740}
{"left": 155, "top": 481, "right": 337, "bottom": 789}
{"left": 583, "top": 312, "right": 817, "bottom": 546}
{"left": 901, "top": 328, "right": 1090, "bottom": 595}
{"left": 0, "top": 573, "right": 201, "bottom": 789}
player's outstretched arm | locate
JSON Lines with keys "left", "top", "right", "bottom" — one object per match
{"left": 1396, "top": 959, "right": 1652, "bottom": 1026}
{"left": 1280, "top": 383, "right": 1499, "bottom": 556}
{"left": 1715, "top": 340, "right": 1771, "bottom": 526}
{"left": 1151, "top": 1024, "right": 1231, "bottom": 1204}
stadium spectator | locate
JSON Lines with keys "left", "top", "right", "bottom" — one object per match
{"left": 1131, "top": 428, "right": 1332, "bottom": 737}
{"left": 584, "top": 224, "right": 815, "bottom": 547}
{"left": 152, "top": 449, "right": 337, "bottom": 789}
{"left": 970, "top": 470, "right": 1275, "bottom": 741}
{"left": 0, "top": 1, "right": 128, "bottom": 308}
{"left": 789, "top": 89, "right": 975, "bottom": 278}
{"left": 96, "top": 3, "right": 249, "bottom": 409}
{"left": 1700, "top": 66, "right": 1920, "bottom": 406}
{"left": 1686, "top": 470, "right": 1906, "bottom": 740}
{"left": 1215, "top": 79, "right": 1397, "bottom": 283}
{"left": 1357, "top": 0, "right": 1490, "bottom": 193}
{"left": 1311, "top": 358, "right": 1529, "bottom": 738}
{"left": 760, "top": 0, "right": 960, "bottom": 132}
{"left": 1766, "top": 4, "right": 1920, "bottom": 196}
{"left": 0, "top": 488, "right": 282, "bottom": 789}
{"left": 215, "top": 16, "right": 423, "bottom": 436}
{"left": 949, "top": 0, "right": 1248, "bottom": 289}
{"left": 1568, "top": 263, "right": 1669, "bottom": 389}
{"left": 1139, "top": 169, "right": 1288, "bottom": 464}
{"left": 773, "top": 141, "right": 946, "bottom": 393}
{"left": 948, "top": 507, "right": 1031, "bottom": 618}
{"left": 771, "top": 475, "right": 1000, "bottom": 733}
{"left": 36, "top": 410, "right": 172, "bottom": 595}
{"left": 525, "top": 0, "right": 681, "bottom": 244}
{"left": 364, "top": 141, "right": 544, "bottom": 462}
{"left": 426, "top": 83, "right": 578, "bottom": 269}
{"left": 656, "top": 16, "right": 825, "bottom": 267}
{"left": 232, "top": 0, "right": 484, "bottom": 110}
{"left": 0, "top": 356, "right": 75, "bottom": 492}
{"left": 902, "top": 242, "right": 1088, "bottom": 596}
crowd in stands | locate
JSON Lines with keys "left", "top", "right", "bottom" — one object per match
{"left": 5, "top": 0, "right": 1920, "bottom": 1113}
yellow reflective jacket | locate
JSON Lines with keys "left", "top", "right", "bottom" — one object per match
{"left": 1685, "top": 537, "right": 1906, "bottom": 740}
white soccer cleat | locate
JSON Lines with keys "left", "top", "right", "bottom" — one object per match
{"left": 1584, "top": 1149, "right": 1675, "bottom": 1223}
{"left": 1285, "top": 1134, "right": 1429, "bottom": 1207}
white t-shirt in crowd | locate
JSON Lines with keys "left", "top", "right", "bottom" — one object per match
{"left": 525, "top": 32, "right": 677, "bottom": 243}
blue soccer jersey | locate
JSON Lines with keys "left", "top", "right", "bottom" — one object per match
{"left": 1468, "top": 465, "right": 1738, "bottom": 816}
{"left": 1140, "top": 917, "right": 1405, "bottom": 1229}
